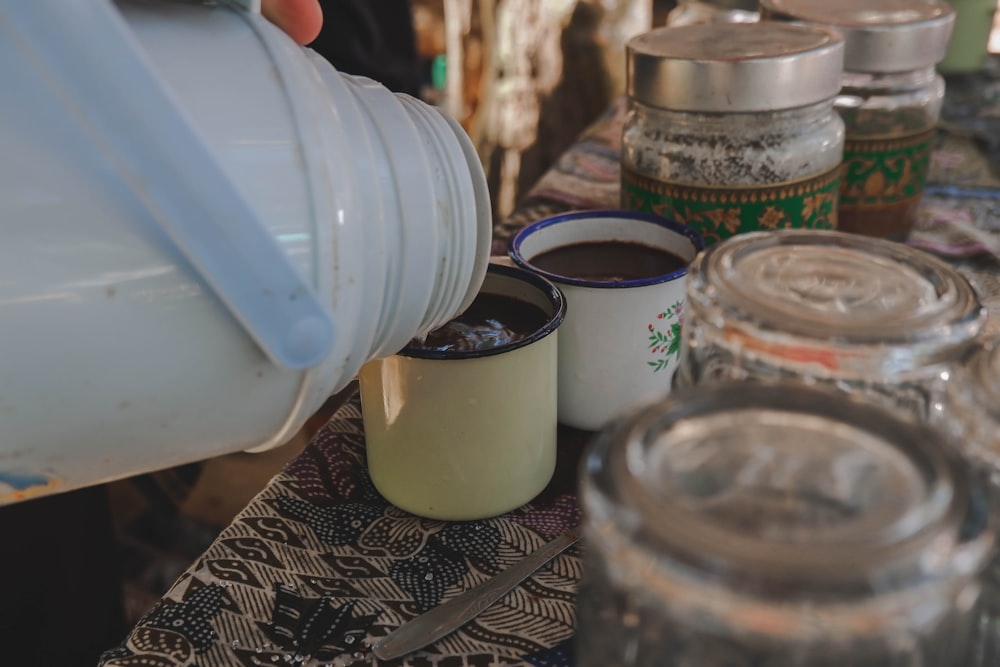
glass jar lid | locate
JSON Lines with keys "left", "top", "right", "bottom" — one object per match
{"left": 582, "top": 382, "right": 981, "bottom": 598}
{"left": 686, "top": 230, "right": 985, "bottom": 377}
{"left": 626, "top": 22, "right": 844, "bottom": 112}
{"left": 760, "top": 0, "right": 955, "bottom": 72}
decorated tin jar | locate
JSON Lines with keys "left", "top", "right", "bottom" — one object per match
{"left": 761, "top": 0, "right": 955, "bottom": 240}
{"left": 935, "top": 339, "right": 1000, "bottom": 665}
{"left": 675, "top": 230, "right": 985, "bottom": 421}
{"left": 577, "top": 382, "right": 993, "bottom": 667}
{"left": 665, "top": 0, "right": 759, "bottom": 26}
{"left": 621, "top": 22, "right": 845, "bottom": 245}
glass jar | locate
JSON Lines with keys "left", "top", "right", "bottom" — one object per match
{"left": 675, "top": 230, "right": 985, "bottom": 420}
{"left": 665, "top": 0, "right": 759, "bottom": 26}
{"left": 761, "top": 0, "right": 955, "bottom": 240}
{"left": 577, "top": 382, "right": 993, "bottom": 667}
{"left": 936, "top": 339, "right": 1000, "bottom": 666}
{"left": 621, "top": 23, "right": 845, "bottom": 246}
{"left": 940, "top": 339, "right": 1000, "bottom": 488}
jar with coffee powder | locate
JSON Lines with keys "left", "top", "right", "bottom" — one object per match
{"left": 761, "top": 0, "right": 955, "bottom": 240}
{"left": 621, "top": 22, "right": 845, "bottom": 245}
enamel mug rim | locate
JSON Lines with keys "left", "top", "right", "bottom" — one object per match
{"left": 398, "top": 262, "right": 566, "bottom": 360}
{"left": 508, "top": 209, "right": 705, "bottom": 288}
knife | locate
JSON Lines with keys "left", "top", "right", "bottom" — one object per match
{"left": 370, "top": 530, "right": 580, "bottom": 661}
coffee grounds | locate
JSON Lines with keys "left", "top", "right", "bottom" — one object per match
{"left": 407, "top": 293, "right": 549, "bottom": 353}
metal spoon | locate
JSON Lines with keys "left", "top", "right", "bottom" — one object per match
{"left": 371, "top": 530, "right": 580, "bottom": 661}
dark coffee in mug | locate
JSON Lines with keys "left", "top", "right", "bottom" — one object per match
{"left": 529, "top": 240, "right": 687, "bottom": 282}
{"left": 407, "top": 293, "right": 548, "bottom": 353}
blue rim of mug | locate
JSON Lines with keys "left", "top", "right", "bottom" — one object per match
{"left": 508, "top": 209, "right": 705, "bottom": 289}
{"left": 399, "top": 263, "right": 566, "bottom": 360}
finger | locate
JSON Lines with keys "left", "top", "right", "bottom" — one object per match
{"left": 261, "top": 0, "right": 324, "bottom": 45}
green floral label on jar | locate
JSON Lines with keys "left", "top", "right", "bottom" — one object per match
{"left": 621, "top": 167, "right": 840, "bottom": 246}
{"left": 840, "top": 129, "right": 934, "bottom": 206}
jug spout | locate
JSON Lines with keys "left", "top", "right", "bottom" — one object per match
{"left": 0, "top": 0, "right": 491, "bottom": 503}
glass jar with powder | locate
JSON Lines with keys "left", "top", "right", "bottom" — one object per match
{"left": 761, "top": 0, "right": 955, "bottom": 240}
{"left": 621, "top": 22, "right": 845, "bottom": 245}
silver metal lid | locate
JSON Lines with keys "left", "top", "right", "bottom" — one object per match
{"left": 760, "top": 0, "right": 955, "bottom": 72}
{"left": 626, "top": 22, "right": 844, "bottom": 112}
{"left": 686, "top": 230, "right": 985, "bottom": 378}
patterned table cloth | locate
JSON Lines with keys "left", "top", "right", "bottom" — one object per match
{"left": 102, "top": 61, "right": 1000, "bottom": 667}
{"left": 102, "top": 398, "right": 589, "bottom": 667}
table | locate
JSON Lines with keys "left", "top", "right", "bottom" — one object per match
{"left": 100, "top": 62, "right": 1000, "bottom": 667}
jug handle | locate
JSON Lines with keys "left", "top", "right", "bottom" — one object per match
{"left": 5, "top": 0, "right": 334, "bottom": 371}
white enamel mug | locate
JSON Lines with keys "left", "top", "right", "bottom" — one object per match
{"left": 510, "top": 211, "right": 704, "bottom": 431}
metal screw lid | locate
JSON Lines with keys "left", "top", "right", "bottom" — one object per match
{"left": 626, "top": 22, "right": 844, "bottom": 112}
{"left": 760, "top": 0, "right": 955, "bottom": 72}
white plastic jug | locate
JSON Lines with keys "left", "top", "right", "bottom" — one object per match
{"left": 0, "top": 0, "right": 492, "bottom": 503}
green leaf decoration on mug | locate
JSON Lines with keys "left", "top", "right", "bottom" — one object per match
{"left": 647, "top": 301, "right": 684, "bottom": 373}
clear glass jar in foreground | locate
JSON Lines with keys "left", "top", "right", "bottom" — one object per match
{"left": 577, "top": 382, "right": 992, "bottom": 667}
{"left": 665, "top": 0, "right": 759, "bottom": 26}
{"left": 936, "top": 339, "right": 1000, "bottom": 667}
{"left": 761, "top": 0, "right": 955, "bottom": 240}
{"left": 621, "top": 22, "right": 845, "bottom": 245}
{"left": 675, "top": 230, "right": 985, "bottom": 420}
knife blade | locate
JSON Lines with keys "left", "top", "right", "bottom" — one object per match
{"left": 370, "top": 530, "right": 579, "bottom": 661}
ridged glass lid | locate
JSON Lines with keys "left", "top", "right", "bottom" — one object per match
{"left": 641, "top": 411, "right": 927, "bottom": 545}
{"left": 588, "top": 383, "right": 971, "bottom": 594}
{"left": 689, "top": 230, "right": 984, "bottom": 344}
